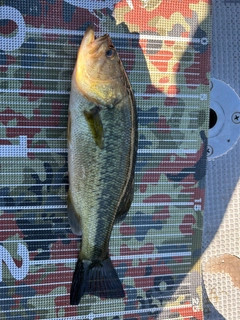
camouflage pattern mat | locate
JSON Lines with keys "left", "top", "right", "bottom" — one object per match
{"left": 0, "top": 1, "right": 211, "bottom": 319}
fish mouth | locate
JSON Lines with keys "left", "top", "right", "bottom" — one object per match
{"left": 95, "top": 33, "right": 109, "bottom": 44}
{"left": 82, "top": 26, "right": 95, "bottom": 44}
{"left": 82, "top": 26, "right": 112, "bottom": 54}
{"left": 90, "top": 33, "right": 111, "bottom": 54}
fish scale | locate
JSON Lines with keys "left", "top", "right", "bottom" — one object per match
{"left": 69, "top": 93, "right": 132, "bottom": 258}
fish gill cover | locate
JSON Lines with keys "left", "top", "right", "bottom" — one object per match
{"left": 0, "top": 0, "right": 211, "bottom": 319}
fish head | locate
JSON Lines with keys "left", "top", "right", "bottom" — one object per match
{"left": 74, "top": 26, "right": 128, "bottom": 107}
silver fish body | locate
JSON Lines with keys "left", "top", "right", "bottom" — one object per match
{"left": 67, "top": 27, "right": 137, "bottom": 304}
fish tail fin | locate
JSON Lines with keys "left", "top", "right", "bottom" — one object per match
{"left": 70, "top": 257, "right": 125, "bottom": 305}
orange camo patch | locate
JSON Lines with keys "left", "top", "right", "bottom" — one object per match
{"left": 159, "top": 76, "right": 170, "bottom": 84}
{"left": 167, "top": 85, "right": 179, "bottom": 95}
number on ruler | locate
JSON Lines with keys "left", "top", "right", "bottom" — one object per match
{"left": 0, "top": 244, "right": 29, "bottom": 281}
{"left": 0, "top": 6, "right": 26, "bottom": 51}
{"left": 192, "top": 297, "right": 200, "bottom": 312}
{"left": 194, "top": 198, "right": 202, "bottom": 211}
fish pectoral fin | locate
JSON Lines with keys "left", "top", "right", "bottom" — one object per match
{"left": 67, "top": 194, "right": 82, "bottom": 236}
{"left": 84, "top": 106, "right": 104, "bottom": 149}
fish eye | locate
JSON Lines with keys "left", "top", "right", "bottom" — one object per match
{"left": 106, "top": 48, "right": 115, "bottom": 58}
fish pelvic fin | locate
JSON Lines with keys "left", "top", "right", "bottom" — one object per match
{"left": 70, "top": 257, "right": 125, "bottom": 305}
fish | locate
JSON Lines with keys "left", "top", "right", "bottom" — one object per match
{"left": 67, "top": 26, "right": 138, "bottom": 305}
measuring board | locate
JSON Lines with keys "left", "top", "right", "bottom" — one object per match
{"left": 0, "top": 1, "right": 211, "bottom": 319}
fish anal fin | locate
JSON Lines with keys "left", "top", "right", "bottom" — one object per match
{"left": 70, "top": 257, "right": 125, "bottom": 305}
{"left": 67, "top": 194, "right": 82, "bottom": 236}
{"left": 84, "top": 106, "right": 104, "bottom": 149}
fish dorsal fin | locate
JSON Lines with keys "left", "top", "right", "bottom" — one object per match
{"left": 84, "top": 106, "right": 104, "bottom": 149}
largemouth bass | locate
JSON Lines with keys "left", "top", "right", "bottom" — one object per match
{"left": 68, "top": 26, "right": 138, "bottom": 305}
